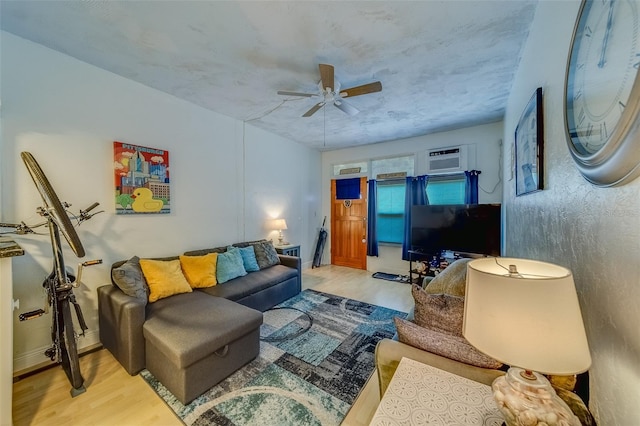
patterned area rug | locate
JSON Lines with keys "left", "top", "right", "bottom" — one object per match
{"left": 140, "top": 289, "right": 406, "bottom": 425}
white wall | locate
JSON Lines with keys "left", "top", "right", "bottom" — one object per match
{"left": 0, "top": 32, "right": 321, "bottom": 373}
{"left": 0, "top": 44, "right": 12, "bottom": 425}
{"left": 242, "top": 124, "right": 322, "bottom": 263}
{"left": 502, "top": 2, "right": 640, "bottom": 425}
{"left": 321, "top": 122, "right": 503, "bottom": 275}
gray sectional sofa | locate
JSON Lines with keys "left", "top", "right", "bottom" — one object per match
{"left": 97, "top": 240, "right": 301, "bottom": 403}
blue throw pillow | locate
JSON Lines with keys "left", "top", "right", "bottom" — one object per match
{"left": 232, "top": 245, "right": 260, "bottom": 272}
{"left": 216, "top": 247, "right": 247, "bottom": 283}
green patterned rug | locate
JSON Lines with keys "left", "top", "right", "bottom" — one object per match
{"left": 140, "top": 289, "right": 407, "bottom": 425}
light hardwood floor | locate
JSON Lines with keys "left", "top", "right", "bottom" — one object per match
{"left": 12, "top": 265, "right": 413, "bottom": 426}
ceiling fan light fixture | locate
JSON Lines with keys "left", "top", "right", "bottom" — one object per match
{"left": 277, "top": 63, "right": 381, "bottom": 117}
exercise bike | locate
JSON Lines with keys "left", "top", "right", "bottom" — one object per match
{"left": 1, "top": 152, "right": 102, "bottom": 397}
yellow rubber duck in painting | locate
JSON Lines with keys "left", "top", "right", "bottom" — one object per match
{"left": 131, "top": 188, "right": 163, "bottom": 213}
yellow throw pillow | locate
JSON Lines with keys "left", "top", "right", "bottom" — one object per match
{"left": 179, "top": 253, "right": 218, "bottom": 288}
{"left": 139, "top": 259, "right": 192, "bottom": 303}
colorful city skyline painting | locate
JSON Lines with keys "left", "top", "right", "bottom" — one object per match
{"left": 114, "top": 141, "right": 170, "bottom": 214}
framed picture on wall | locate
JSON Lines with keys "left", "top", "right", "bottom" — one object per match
{"left": 113, "top": 141, "right": 170, "bottom": 214}
{"left": 515, "top": 87, "right": 544, "bottom": 196}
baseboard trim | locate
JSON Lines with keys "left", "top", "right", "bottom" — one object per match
{"left": 13, "top": 329, "right": 101, "bottom": 377}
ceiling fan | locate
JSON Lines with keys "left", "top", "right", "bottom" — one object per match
{"left": 277, "top": 63, "right": 382, "bottom": 117}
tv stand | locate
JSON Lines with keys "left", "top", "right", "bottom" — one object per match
{"left": 408, "top": 250, "right": 435, "bottom": 284}
{"left": 409, "top": 250, "right": 473, "bottom": 284}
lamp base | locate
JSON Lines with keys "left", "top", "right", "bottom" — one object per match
{"left": 492, "top": 367, "right": 580, "bottom": 426}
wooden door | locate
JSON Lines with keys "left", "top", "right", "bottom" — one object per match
{"left": 331, "top": 177, "right": 367, "bottom": 270}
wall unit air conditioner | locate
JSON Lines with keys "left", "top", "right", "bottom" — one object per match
{"left": 424, "top": 146, "right": 468, "bottom": 174}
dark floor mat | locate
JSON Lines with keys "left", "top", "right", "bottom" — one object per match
{"left": 372, "top": 272, "right": 410, "bottom": 283}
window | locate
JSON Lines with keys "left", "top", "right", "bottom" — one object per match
{"left": 426, "top": 174, "right": 466, "bottom": 205}
{"left": 333, "top": 161, "right": 367, "bottom": 176}
{"left": 372, "top": 155, "right": 414, "bottom": 244}
{"left": 371, "top": 156, "right": 414, "bottom": 178}
{"left": 376, "top": 180, "right": 406, "bottom": 244}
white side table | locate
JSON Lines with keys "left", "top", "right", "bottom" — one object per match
{"left": 371, "top": 357, "right": 504, "bottom": 425}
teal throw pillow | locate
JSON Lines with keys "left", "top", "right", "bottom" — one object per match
{"left": 216, "top": 246, "right": 247, "bottom": 283}
{"left": 232, "top": 245, "right": 260, "bottom": 272}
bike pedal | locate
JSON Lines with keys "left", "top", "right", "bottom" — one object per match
{"left": 19, "top": 309, "right": 45, "bottom": 321}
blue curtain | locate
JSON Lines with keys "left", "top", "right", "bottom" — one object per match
{"left": 401, "top": 175, "right": 429, "bottom": 260}
{"left": 465, "top": 170, "right": 481, "bottom": 204}
{"left": 336, "top": 178, "right": 361, "bottom": 200}
{"left": 367, "top": 179, "right": 378, "bottom": 256}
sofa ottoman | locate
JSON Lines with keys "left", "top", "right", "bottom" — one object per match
{"left": 143, "top": 292, "right": 263, "bottom": 404}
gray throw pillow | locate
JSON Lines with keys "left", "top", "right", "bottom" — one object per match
{"left": 394, "top": 317, "right": 503, "bottom": 369}
{"left": 111, "top": 256, "right": 148, "bottom": 304}
{"left": 412, "top": 284, "right": 465, "bottom": 337}
{"left": 252, "top": 240, "right": 281, "bottom": 269}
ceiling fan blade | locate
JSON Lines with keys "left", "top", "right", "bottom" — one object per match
{"left": 302, "top": 102, "right": 325, "bottom": 117}
{"left": 319, "top": 63, "right": 335, "bottom": 92}
{"left": 334, "top": 99, "right": 359, "bottom": 116}
{"left": 277, "top": 90, "right": 316, "bottom": 97}
{"left": 340, "top": 81, "right": 382, "bottom": 98}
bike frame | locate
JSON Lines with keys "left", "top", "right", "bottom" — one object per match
{"left": 45, "top": 214, "right": 87, "bottom": 395}
{"left": 8, "top": 152, "right": 102, "bottom": 397}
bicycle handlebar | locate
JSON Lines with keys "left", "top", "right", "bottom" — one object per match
{"left": 2, "top": 202, "right": 102, "bottom": 236}
{"left": 0, "top": 222, "right": 20, "bottom": 228}
{"left": 0, "top": 221, "right": 39, "bottom": 234}
{"left": 78, "top": 202, "right": 103, "bottom": 222}
{"left": 82, "top": 202, "right": 100, "bottom": 214}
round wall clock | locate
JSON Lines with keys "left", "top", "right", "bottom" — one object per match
{"left": 564, "top": 0, "right": 640, "bottom": 186}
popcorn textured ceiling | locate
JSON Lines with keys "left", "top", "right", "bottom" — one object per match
{"left": 1, "top": 1, "right": 538, "bottom": 150}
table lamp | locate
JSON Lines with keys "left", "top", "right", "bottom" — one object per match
{"left": 463, "top": 257, "right": 591, "bottom": 426}
{"left": 271, "top": 219, "right": 288, "bottom": 245}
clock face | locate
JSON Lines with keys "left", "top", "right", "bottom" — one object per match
{"left": 565, "top": 0, "right": 640, "bottom": 157}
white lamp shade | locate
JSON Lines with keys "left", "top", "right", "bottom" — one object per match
{"left": 271, "top": 219, "right": 288, "bottom": 230}
{"left": 463, "top": 257, "right": 591, "bottom": 375}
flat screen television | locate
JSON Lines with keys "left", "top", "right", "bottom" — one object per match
{"left": 410, "top": 204, "right": 501, "bottom": 256}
